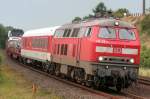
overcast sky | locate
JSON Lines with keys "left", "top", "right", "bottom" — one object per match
{"left": 0, "top": 0, "right": 149, "bottom": 31}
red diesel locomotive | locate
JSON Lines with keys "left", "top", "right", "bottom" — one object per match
{"left": 6, "top": 29, "right": 24, "bottom": 59}
{"left": 9, "top": 18, "right": 140, "bottom": 91}
{"left": 6, "top": 37, "right": 21, "bottom": 59}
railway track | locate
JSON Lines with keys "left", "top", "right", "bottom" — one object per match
{"left": 138, "top": 76, "right": 150, "bottom": 86}
{"left": 122, "top": 91, "right": 145, "bottom": 99}
{"left": 10, "top": 58, "right": 146, "bottom": 99}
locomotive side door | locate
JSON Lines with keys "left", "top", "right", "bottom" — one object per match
{"left": 79, "top": 26, "right": 93, "bottom": 61}
{"left": 75, "top": 27, "right": 87, "bottom": 65}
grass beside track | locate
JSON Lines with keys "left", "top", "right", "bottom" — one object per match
{"left": 0, "top": 50, "right": 62, "bottom": 99}
{"left": 139, "top": 68, "right": 150, "bottom": 77}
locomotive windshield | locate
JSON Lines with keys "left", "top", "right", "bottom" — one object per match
{"left": 119, "top": 29, "right": 136, "bottom": 40}
{"left": 98, "top": 27, "right": 136, "bottom": 40}
{"left": 99, "top": 27, "right": 116, "bottom": 39}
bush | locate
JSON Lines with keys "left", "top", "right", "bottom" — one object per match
{"left": 113, "top": 8, "right": 129, "bottom": 18}
{"left": 141, "top": 14, "right": 150, "bottom": 35}
{"left": 140, "top": 45, "right": 150, "bottom": 68}
{"left": 0, "top": 54, "right": 1, "bottom": 65}
{"left": 0, "top": 24, "right": 7, "bottom": 49}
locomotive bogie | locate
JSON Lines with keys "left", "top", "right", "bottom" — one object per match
{"left": 92, "top": 63, "right": 138, "bottom": 87}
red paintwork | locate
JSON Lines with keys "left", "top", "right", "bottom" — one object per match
{"left": 8, "top": 19, "right": 140, "bottom": 66}
{"left": 79, "top": 26, "right": 140, "bottom": 64}
{"left": 52, "top": 25, "right": 140, "bottom": 65}
{"left": 52, "top": 37, "right": 80, "bottom": 59}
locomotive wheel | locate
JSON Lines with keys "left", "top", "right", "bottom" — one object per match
{"left": 55, "top": 69, "right": 60, "bottom": 76}
{"left": 42, "top": 63, "right": 46, "bottom": 71}
{"left": 22, "top": 58, "right": 26, "bottom": 65}
{"left": 116, "top": 84, "right": 122, "bottom": 92}
{"left": 116, "top": 77, "right": 122, "bottom": 92}
{"left": 18, "top": 57, "right": 23, "bottom": 63}
{"left": 86, "top": 81, "right": 92, "bottom": 87}
{"left": 85, "top": 75, "right": 93, "bottom": 87}
{"left": 76, "top": 76, "right": 81, "bottom": 84}
{"left": 42, "top": 63, "right": 49, "bottom": 72}
{"left": 70, "top": 69, "right": 76, "bottom": 81}
{"left": 74, "top": 68, "right": 85, "bottom": 84}
{"left": 55, "top": 64, "right": 60, "bottom": 76}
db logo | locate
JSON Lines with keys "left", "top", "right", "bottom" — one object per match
{"left": 113, "top": 48, "right": 122, "bottom": 53}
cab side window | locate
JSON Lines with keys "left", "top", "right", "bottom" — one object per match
{"left": 78, "top": 27, "right": 86, "bottom": 37}
{"left": 54, "top": 29, "right": 64, "bottom": 37}
{"left": 85, "top": 27, "right": 92, "bottom": 37}
{"left": 63, "top": 29, "right": 72, "bottom": 37}
{"left": 71, "top": 28, "right": 80, "bottom": 37}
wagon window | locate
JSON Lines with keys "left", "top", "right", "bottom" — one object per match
{"left": 40, "top": 39, "right": 42, "bottom": 48}
{"left": 67, "top": 29, "right": 71, "bottom": 37}
{"left": 64, "top": 44, "right": 68, "bottom": 55}
{"left": 54, "top": 29, "right": 64, "bottom": 37}
{"left": 63, "top": 29, "right": 72, "bottom": 37}
{"left": 26, "top": 39, "right": 28, "bottom": 48}
{"left": 85, "top": 27, "right": 92, "bottom": 37}
{"left": 71, "top": 28, "right": 80, "bottom": 37}
{"left": 61, "top": 44, "right": 64, "bottom": 55}
{"left": 42, "top": 39, "right": 45, "bottom": 48}
{"left": 54, "top": 30, "right": 59, "bottom": 37}
{"left": 45, "top": 39, "right": 48, "bottom": 49}
{"left": 119, "top": 29, "right": 136, "bottom": 40}
{"left": 99, "top": 27, "right": 116, "bottom": 39}
{"left": 63, "top": 29, "right": 68, "bottom": 37}
{"left": 57, "top": 44, "right": 60, "bottom": 55}
{"left": 32, "top": 39, "right": 35, "bottom": 48}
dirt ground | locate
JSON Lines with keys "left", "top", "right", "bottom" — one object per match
{"left": 2, "top": 50, "right": 150, "bottom": 99}
{"left": 4, "top": 57, "right": 107, "bottom": 99}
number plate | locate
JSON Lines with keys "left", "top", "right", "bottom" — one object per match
{"left": 113, "top": 48, "right": 122, "bottom": 54}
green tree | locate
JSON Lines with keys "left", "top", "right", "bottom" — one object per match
{"left": 5, "top": 26, "right": 14, "bottom": 33}
{"left": 0, "top": 55, "right": 1, "bottom": 65}
{"left": 83, "top": 14, "right": 94, "bottom": 20}
{"left": 72, "top": 17, "right": 82, "bottom": 22}
{"left": 0, "top": 24, "right": 7, "bottom": 49}
{"left": 92, "top": 2, "right": 107, "bottom": 17}
{"left": 140, "top": 45, "right": 150, "bottom": 68}
{"left": 113, "top": 8, "right": 129, "bottom": 18}
{"left": 72, "top": 2, "right": 108, "bottom": 21}
{"left": 141, "top": 14, "right": 150, "bottom": 35}
{"left": 0, "top": 24, "right": 18, "bottom": 49}
{"left": 146, "top": 8, "right": 150, "bottom": 14}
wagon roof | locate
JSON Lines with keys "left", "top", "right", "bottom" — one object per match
{"left": 23, "top": 26, "right": 60, "bottom": 37}
{"left": 8, "top": 37, "right": 21, "bottom": 41}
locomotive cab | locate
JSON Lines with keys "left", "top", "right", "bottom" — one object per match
{"left": 85, "top": 19, "right": 141, "bottom": 91}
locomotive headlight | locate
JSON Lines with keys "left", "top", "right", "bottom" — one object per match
{"left": 130, "top": 58, "right": 135, "bottom": 63}
{"left": 98, "top": 56, "right": 103, "bottom": 61}
{"left": 123, "top": 66, "right": 127, "bottom": 70}
{"left": 115, "top": 21, "right": 119, "bottom": 26}
{"left": 106, "top": 66, "right": 109, "bottom": 69}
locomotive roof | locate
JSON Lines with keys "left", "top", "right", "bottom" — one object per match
{"left": 23, "top": 26, "right": 60, "bottom": 37}
{"left": 59, "top": 18, "right": 135, "bottom": 29}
